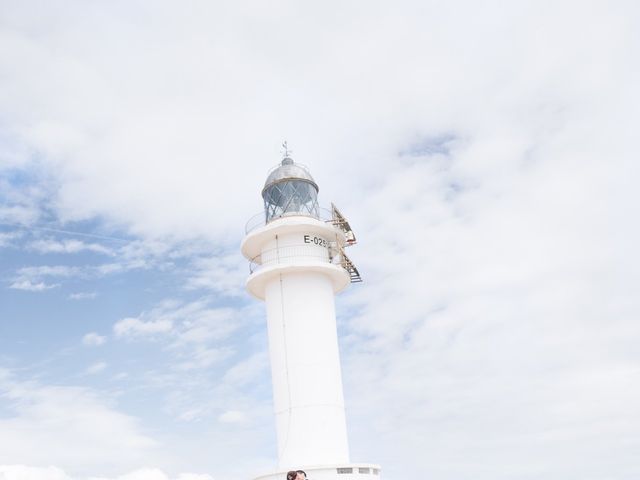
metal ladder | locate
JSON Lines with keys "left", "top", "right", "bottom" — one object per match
{"left": 340, "top": 248, "right": 362, "bottom": 283}
{"left": 328, "top": 203, "right": 362, "bottom": 283}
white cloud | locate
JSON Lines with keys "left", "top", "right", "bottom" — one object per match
{"left": 174, "top": 346, "right": 233, "bottom": 371}
{"left": 113, "top": 300, "right": 243, "bottom": 371}
{"left": 0, "top": 465, "right": 71, "bottom": 480}
{"left": 185, "top": 253, "right": 246, "bottom": 297}
{"left": 9, "top": 265, "right": 78, "bottom": 291}
{"left": 14, "top": 265, "right": 79, "bottom": 277}
{"left": 82, "top": 332, "right": 107, "bottom": 346}
{"left": 0, "top": 231, "right": 22, "bottom": 248}
{"left": 217, "top": 410, "right": 248, "bottom": 425}
{"left": 0, "top": 373, "right": 157, "bottom": 476}
{"left": 27, "top": 238, "right": 113, "bottom": 255}
{"left": 337, "top": 120, "right": 640, "bottom": 477}
{"left": 0, "top": 466, "right": 213, "bottom": 480}
{"left": 114, "top": 317, "right": 173, "bottom": 337}
{"left": 222, "top": 352, "right": 268, "bottom": 387}
{"left": 8, "top": 255, "right": 160, "bottom": 292}
{"left": 1, "top": 1, "right": 639, "bottom": 479}
{"left": 175, "top": 474, "right": 213, "bottom": 480}
{"left": 0, "top": 177, "right": 45, "bottom": 225}
{"left": 113, "top": 297, "right": 246, "bottom": 378}
{"left": 89, "top": 468, "right": 170, "bottom": 480}
{"left": 9, "top": 279, "right": 58, "bottom": 291}
{"left": 85, "top": 362, "right": 108, "bottom": 375}
{"left": 70, "top": 291, "right": 98, "bottom": 300}
{"left": 8, "top": 265, "right": 76, "bottom": 291}
{"left": 172, "top": 308, "right": 237, "bottom": 346}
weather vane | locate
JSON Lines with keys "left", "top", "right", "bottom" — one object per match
{"left": 282, "top": 140, "right": 292, "bottom": 158}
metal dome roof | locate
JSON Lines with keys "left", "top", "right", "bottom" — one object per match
{"left": 262, "top": 157, "right": 319, "bottom": 193}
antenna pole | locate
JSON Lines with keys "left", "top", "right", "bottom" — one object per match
{"left": 282, "top": 141, "right": 292, "bottom": 158}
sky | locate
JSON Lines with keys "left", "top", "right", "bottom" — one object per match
{"left": 1, "top": 1, "right": 639, "bottom": 479}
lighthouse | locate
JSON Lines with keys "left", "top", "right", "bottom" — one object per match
{"left": 241, "top": 147, "right": 380, "bottom": 480}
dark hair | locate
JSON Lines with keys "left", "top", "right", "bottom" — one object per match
{"left": 296, "top": 471, "right": 307, "bottom": 478}
{"left": 287, "top": 472, "right": 298, "bottom": 480}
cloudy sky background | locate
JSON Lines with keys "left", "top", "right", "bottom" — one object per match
{"left": 1, "top": 1, "right": 639, "bottom": 479}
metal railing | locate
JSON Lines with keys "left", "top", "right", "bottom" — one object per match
{"left": 245, "top": 206, "right": 335, "bottom": 234}
{"left": 249, "top": 243, "right": 343, "bottom": 274}
{"left": 264, "top": 161, "right": 313, "bottom": 177}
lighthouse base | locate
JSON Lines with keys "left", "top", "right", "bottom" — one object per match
{"left": 254, "top": 463, "right": 381, "bottom": 480}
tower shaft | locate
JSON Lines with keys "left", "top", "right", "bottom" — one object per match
{"left": 265, "top": 270, "right": 349, "bottom": 467}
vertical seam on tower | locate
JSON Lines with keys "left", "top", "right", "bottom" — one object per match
{"left": 276, "top": 235, "right": 293, "bottom": 467}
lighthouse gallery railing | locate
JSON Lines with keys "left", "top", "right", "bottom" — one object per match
{"left": 245, "top": 207, "right": 335, "bottom": 234}
{"left": 249, "top": 243, "right": 338, "bottom": 273}
{"left": 248, "top": 243, "right": 362, "bottom": 283}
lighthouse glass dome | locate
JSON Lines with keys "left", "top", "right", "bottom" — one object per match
{"left": 262, "top": 158, "right": 320, "bottom": 223}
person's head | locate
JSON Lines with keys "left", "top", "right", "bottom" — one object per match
{"left": 287, "top": 470, "right": 306, "bottom": 480}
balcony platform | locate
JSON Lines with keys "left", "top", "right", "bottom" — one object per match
{"left": 254, "top": 464, "right": 382, "bottom": 480}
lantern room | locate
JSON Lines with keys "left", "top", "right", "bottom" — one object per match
{"left": 261, "top": 156, "right": 320, "bottom": 223}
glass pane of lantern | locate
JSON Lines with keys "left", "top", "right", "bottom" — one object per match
{"left": 263, "top": 179, "right": 319, "bottom": 223}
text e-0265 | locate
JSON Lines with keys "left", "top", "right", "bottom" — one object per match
{"left": 303, "top": 235, "right": 329, "bottom": 247}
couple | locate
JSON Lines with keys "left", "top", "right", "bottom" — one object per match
{"left": 286, "top": 470, "right": 306, "bottom": 480}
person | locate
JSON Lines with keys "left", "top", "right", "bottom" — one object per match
{"left": 286, "top": 470, "right": 306, "bottom": 480}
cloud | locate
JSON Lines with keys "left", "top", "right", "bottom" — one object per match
{"left": 113, "top": 300, "right": 239, "bottom": 345}
{"left": 106, "top": 300, "right": 268, "bottom": 431}
{"left": 222, "top": 352, "right": 268, "bottom": 387}
{"left": 0, "top": 466, "right": 214, "bottom": 480}
{"left": 0, "top": 174, "right": 47, "bottom": 225}
{"left": 14, "top": 265, "right": 79, "bottom": 277}
{"left": 171, "top": 307, "right": 238, "bottom": 346}
{"left": 70, "top": 291, "right": 98, "bottom": 300}
{"left": 82, "top": 332, "right": 107, "bottom": 346}
{"left": 0, "top": 465, "right": 71, "bottom": 480}
{"left": 336, "top": 119, "right": 640, "bottom": 477}
{"left": 175, "top": 474, "right": 214, "bottom": 480}
{"left": 174, "top": 345, "right": 233, "bottom": 371}
{"left": 217, "top": 410, "right": 248, "bottom": 424}
{"left": 88, "top": 469, "right": 214, "bottom": 480}
{"left": 7, "top": 265, "right": 76, "bottom": 291}
{"left": 114, "top": 317, "right": 173, "bottom": 337}
{"left": 8, "top": 265, "right": 78, "bottom": 291}
{"left": 8, "top": 248, "right": 170, "bottom": 292}
{"left": 0, "top": 231, "right": 22, "bottom": 248}
{"left": 185, "top": 252, "right": 246, "bottom": 297}
{"left": 91, "top": 469, "right": 169, "bottom": 480}
{"left": 9, "top": 279, "right": 59, "bottom": 291}
{"left": 0, "top": 1, "right": 639, "bottom": 479}
{"left": 113, "top": 300, "right": 242, "bottom": 371}
{"left": 0, "top": 372, "right": 157, "bottom": 476}
{"left": 27, "top": 238, "right": 113, "bottom": 255}
{"left": 85, "top": 362, "right": 107, "bottom": 375}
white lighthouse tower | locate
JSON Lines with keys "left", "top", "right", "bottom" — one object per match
{"left": 241, "top": 148, "right": 380, "bottom": 480}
